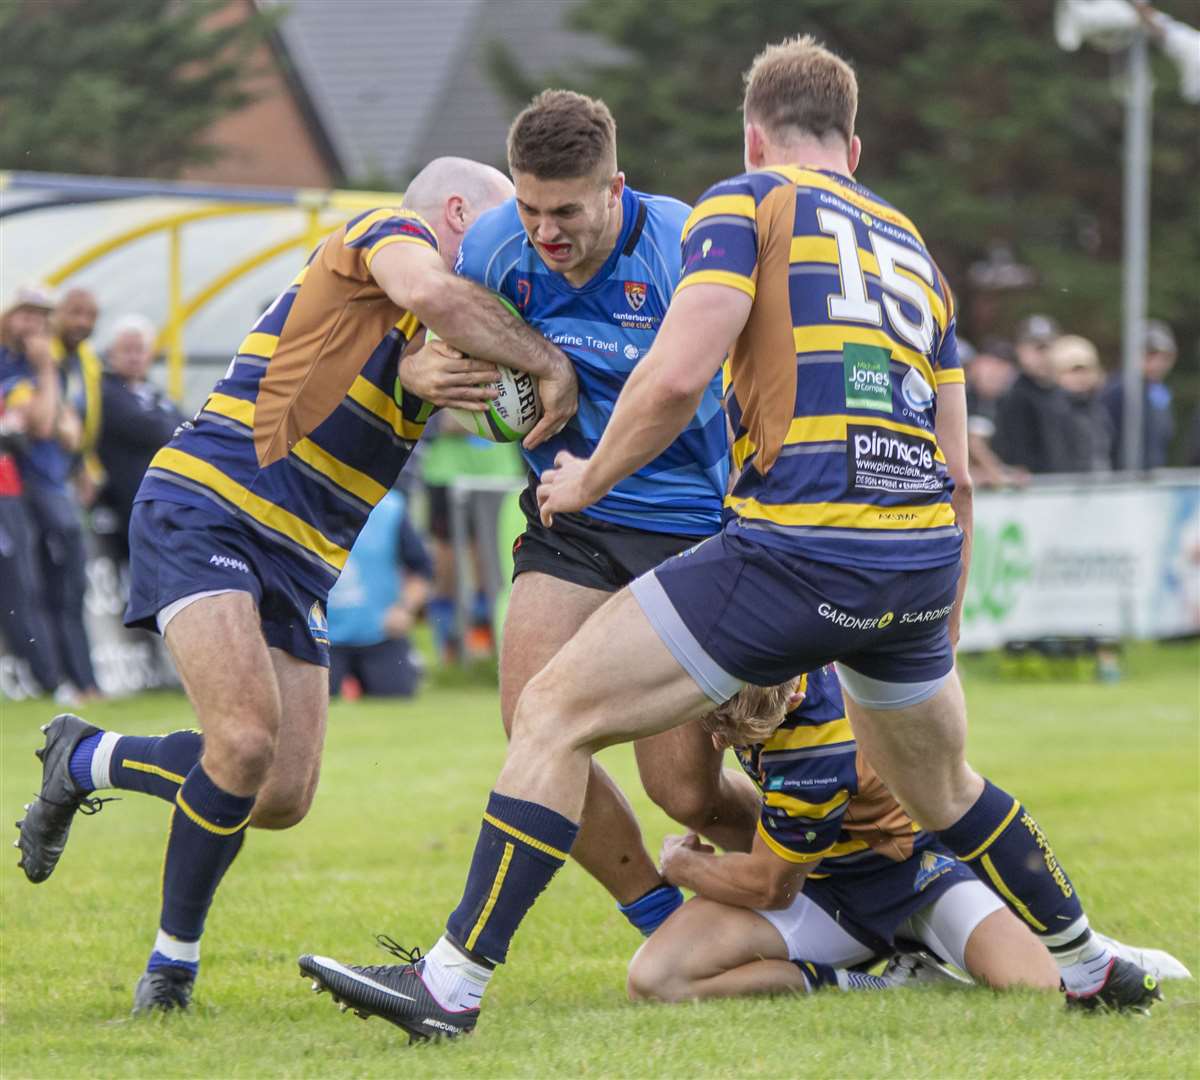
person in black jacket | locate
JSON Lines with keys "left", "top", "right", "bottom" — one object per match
{"left": 1050, "top": 334, "right": 1112, "bottom": 474}
{"left": 92, "top": 316, "right": 184, "bottom": 561}
{"left": 991, "top": 314, "right": 1074, "bottom": 474}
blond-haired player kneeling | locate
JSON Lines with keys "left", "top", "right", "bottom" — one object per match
{"left": 628, "top": 670, "right": 1190, "bottom": 1002}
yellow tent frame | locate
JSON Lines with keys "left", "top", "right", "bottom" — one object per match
{"left": 1, "top": 172, "right": 404, "bottom": 401}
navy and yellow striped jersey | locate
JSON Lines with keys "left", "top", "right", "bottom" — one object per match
{"left": 678, "top": 166, "right": 964, "bottom": 571}
{"left": 735, "top": 664, "right": 936, "bottom": 878}
{"left": 136, "top": 208, "right": 437, "bottom": 598}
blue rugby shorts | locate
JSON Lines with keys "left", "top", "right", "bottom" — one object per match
{"left": 630, "top": 526, "right": 958, "bottom": 701}
{"left": 125, "top": 498, "right": 331, "bottom": 667}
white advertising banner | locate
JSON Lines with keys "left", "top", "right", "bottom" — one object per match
{"left": 3, "top": 474, "right": 1197, "bottom": 697}
{"left": 960, "top": 472, "right": 1200, "bottom": 651}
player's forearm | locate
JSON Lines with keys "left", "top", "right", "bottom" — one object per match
{"left": 414, "top": 276, "right": 568, "bottom": 380}
{"left": 584, "top": 362, "right": 706, "bottom": 502}
{"left": 663, "top": 849, "right": 801, "bottom": 911}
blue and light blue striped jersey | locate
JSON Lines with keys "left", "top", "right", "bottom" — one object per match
{"left": 735, "top": 664, "right": 936, "bottom": 878}
{"left": 455, "top": 186, "right": 727, "bottom": 537}
{"left": 136, "top": 208, "right": 437, "bottom": 599}
{"left": 678, "top": 167, "right": 964, "bottom": 569}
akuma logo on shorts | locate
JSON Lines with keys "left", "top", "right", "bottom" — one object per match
{"left": 307, "top": 601, "right": 329, "bottom": 646}
{"left": 914, "top": 850, "right": 957, "bottom": 892}
{"left": 209, "top": 553, "right": 249, "bottom": 574}
{"left": 818, "top": 603, "right": 894, "bottom": 631}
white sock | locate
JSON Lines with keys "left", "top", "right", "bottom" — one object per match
{"left": 420, "top": 936, "right": 492, "bottom": 1011}
{"left": 152, "top": 928, "right": 200, "bottom": 967}
{"left": 90, "top": 731, "right": 122, "bottom": 791}
{"left": 1052, "top": 925, "right": 1115, "bottom": 995}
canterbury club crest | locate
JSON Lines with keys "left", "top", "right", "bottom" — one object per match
{"left": 624, "top": 281, "right": 647, "bottom": 312}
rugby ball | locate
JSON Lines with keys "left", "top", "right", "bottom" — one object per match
{"left": 431, "top": 293, "right": 543, "bottom": 443}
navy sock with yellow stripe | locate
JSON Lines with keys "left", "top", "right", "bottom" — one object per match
{"left": 157, "top": 764, "right": 254, "bottom": 960}
{"left": 937, "top": 778, "right": 1084, "bottom": 941}
{"left": 110, "top": 732, "right": 204, "bottom": 802}
{"left": 445, "top": 792, "right": 579, "bottom": 965}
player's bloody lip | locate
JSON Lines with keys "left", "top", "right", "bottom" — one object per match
{"left": 539, "top": 242, "right": 571, "bottom": 261}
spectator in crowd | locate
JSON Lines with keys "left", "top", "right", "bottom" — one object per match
{"left": 992, "top": 314, "right": 1071, "bottom": 474}
{"left": 51, "top": 287, "right": 101, "bottom": 404}
{"left": 0, "top": 287, "right": 96, "bottom": 699}
{"left": 326, "top": 487, "right": 434, "bottom": 699}
{"left": 420, "top": 416, "right": 523, "bottom": 662}
{"left": 50, "top": 288, "right": 104, "bottom": 499}
{"left": 1102, "top": 320, "right": 1178, "bottom": 470}
{"left": 0, "top": 286, "right": 99, "bottom": 701}
{"left": 964, "top": 337, "right": 1027, "bottom": 488}
{"left": 0, "top": 303, "right": 69, "bottom": 697}
{"left": 91, "top": 315, "right": 184, "bottom": 562}
{"left": 1050, "top": 334, "right": 1113, "bottom": 474}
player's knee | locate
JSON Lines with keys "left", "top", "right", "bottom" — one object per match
{"left": 648, "top": 783, "right": 721, "bottom": 835}
{"left": 626, "top": 945, "right": 678, "bottom": 1002}
{"left": 511, "top": 673, "right": 603, "bottom": 757}
{"left": 251, "top": 790, "right": 312, "bottom": 830}
{"left": 204, "top": 724, "right": 277, "bottom": 792}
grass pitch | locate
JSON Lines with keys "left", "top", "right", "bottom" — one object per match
{"left": 1, "top": 642, "right": 1197, "bottom": 1078}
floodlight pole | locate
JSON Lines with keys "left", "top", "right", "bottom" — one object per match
{"left": 1121, "top": 29, "right": 1150, "bottom": 471}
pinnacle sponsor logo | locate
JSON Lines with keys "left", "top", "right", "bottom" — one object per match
{"left": 209, "top": 554, "right": 249, "bottom": 574}
{"left": 843, "top": 344, "right": 892, "bottom": 413}
{"left": 848, "top": 424, "right": 941, "bottom": 494}
{"left": 817, "top": 603, "right": 894, "bottom": 631}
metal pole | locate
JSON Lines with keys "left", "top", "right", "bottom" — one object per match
{"left": 1121, "top": 30, "right": 1151, "bottom": 471}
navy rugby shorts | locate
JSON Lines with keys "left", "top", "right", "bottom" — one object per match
{"left": 125, "top": 499, "right": 331, "bottom": 667}
{"left": 803, "top": 842, "right": 986, "bottom": 959}
{"left": 630, "top": 526, "right": 958, "bottom": 701}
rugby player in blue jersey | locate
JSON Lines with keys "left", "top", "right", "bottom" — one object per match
{"left": 295, "top": 40, "right": 1159, "bottom": 1039}
{"left": 628, "top": 674, "right": 1189, "bottom": 1002}
{"left": 299, "top": 89, "right": 756, "bottom": 1032}
{"left": 14, "top": 157, "right": 579, "bottom": 1014}
{"left": 451, "top": 94, "right": 744, "bottom": 928}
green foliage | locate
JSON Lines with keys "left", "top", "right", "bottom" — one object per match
{"left": 0, "top": 0, "right": 279, "bottom": 177}
{"left": 492, "top": 0, "right": 1199, "bottom": 443}
{"left": 1, "top": 642, "right": 1198, "bottom": 1076}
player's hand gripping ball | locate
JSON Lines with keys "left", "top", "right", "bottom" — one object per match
{"left": 429, "top": 293, "right": 544, "bottom": 443}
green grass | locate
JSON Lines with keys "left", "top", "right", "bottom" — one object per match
{"left": 2, "top": 642, "right": 1198, "bottom": 1078}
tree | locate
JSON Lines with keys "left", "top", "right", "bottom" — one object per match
{"left": 491, "top": 0, "right": 1199, "bottom": 452}
{"left": 0, "top": 0, "right": 279, "bottom": 178}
